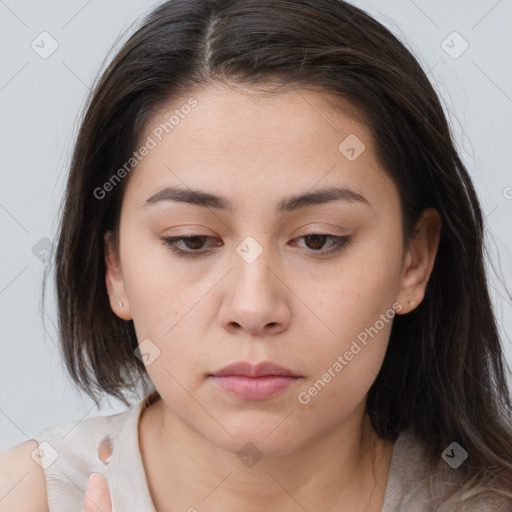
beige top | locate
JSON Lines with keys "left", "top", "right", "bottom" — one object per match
{"left": 32, "top": 393, "right": 485, "bottom": 511}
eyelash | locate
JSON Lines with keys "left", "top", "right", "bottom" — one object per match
{"left": 158, "top": 233, "right": 352, "bottom": 259}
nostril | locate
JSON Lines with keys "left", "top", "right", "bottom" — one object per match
{"left": 98, "top": 435, "right": 113, "bottom": 465}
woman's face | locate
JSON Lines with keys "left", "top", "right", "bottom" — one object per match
{"left": 104, "top": 82, "right": 438, "bottom": 455}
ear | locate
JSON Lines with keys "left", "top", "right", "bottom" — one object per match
{"left": 396, "top": 208, "right": 442, "bottom": 314}
{"left": 104, "top": 231, "right": 132, "bottom": 321}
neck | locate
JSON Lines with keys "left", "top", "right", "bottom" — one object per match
{"left": 138, "top": 397, "right": 393, "bottom": 512}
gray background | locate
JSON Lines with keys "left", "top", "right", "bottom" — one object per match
{"left": 1, "top": 0, "right": 511, "bottom": 452}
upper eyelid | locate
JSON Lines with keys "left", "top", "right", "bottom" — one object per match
{"left": 164, "top": 226, "right": 347, "bottom": 238}
{"left": 165, "top": 231, "right": 343, "bottom": 242}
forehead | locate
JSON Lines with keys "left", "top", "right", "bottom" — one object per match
{"left": 144, "top": 82, "right": 369, "bottom": 149}
{"left": 123, "top": 82, "right": 396, "bottom": 212}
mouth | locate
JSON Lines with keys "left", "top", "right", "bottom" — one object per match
{"left": 208, "top": 360, "right": 301, "bottom": 378}
{"left": 207, "top": 361, "right": 302, "bottom": 400}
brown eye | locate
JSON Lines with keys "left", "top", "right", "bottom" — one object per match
{"left": 303, "top": 234, "right": 329, "bottom": 250}
{"left": 179, "top": 235, "right": 208, "bottom": 250}
{"left": 159, "top": 235, "right": 222, "bottom": 258}
{"left": 160, "top": 233, "right": 351, "bottom": 259}
{"left": 293, "top": 233, "right": 352, "bottom": 256}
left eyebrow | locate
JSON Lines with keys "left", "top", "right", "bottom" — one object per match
{"left": 142, "top": 185, "right": 371, "bottom": 213}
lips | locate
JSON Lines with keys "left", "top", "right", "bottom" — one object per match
{"left": 208, "top": 361, "right": 301, "bottom": 400}
{"left": 209, "top": 361, "right": 300, "bottom": 378}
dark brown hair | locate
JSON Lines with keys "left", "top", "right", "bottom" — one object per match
{"left": 43, "top": 0, "right": 512, "bottom": 507}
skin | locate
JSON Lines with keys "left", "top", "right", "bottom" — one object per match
{"left": 100, "top": 81, "right": 441, "bottom": 512}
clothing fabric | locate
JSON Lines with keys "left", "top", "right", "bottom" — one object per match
{"left": 33, "top": 392, "right": 471, "bottom": 511}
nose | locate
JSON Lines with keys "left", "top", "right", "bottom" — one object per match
{"left": 218, "top": 243, "right": 291, "bottom": 336}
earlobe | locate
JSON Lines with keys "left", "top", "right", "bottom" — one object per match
{"left": 103, "top": 231, "right": 132, "bottom": 321}
{"left": 396, "top": 208, "right": 442, "bottom": 314}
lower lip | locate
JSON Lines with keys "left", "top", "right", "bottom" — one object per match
{"left": 209, "top": 375, "right": 300, "bottom": 400}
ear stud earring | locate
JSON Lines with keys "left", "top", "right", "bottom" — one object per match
{"left": 118, "top": 302, "right": 124, "bottom": 307}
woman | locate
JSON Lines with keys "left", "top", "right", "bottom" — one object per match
{"left": 2, "top": 1, "right": 511, "bottom": 511}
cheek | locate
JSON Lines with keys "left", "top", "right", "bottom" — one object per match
{"left": 295, "top": 247, "right": 401, "bottom": 404}
{"left": 313, "top": 255, "right": 401, "bottom": 341}
{"left": 120, "top": 232, "right": 196, "bottom": 328}
{"left": 294, "top": 313, "right": 393, "bottom": 430}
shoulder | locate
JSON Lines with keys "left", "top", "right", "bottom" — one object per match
{"left": 383, "top": 429, "right": 459, "bottom": 511}
{"left": 385, "top": 430, "right": 512, "bottom": 512}
{"left": 1, "top": 406, "right": 134, "bottom": 512}
{"left": 33, "top": 406, "right": 132, "bottom": 476}
{"left": 0, "top": 439, "right": 48, "bottom": 512}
